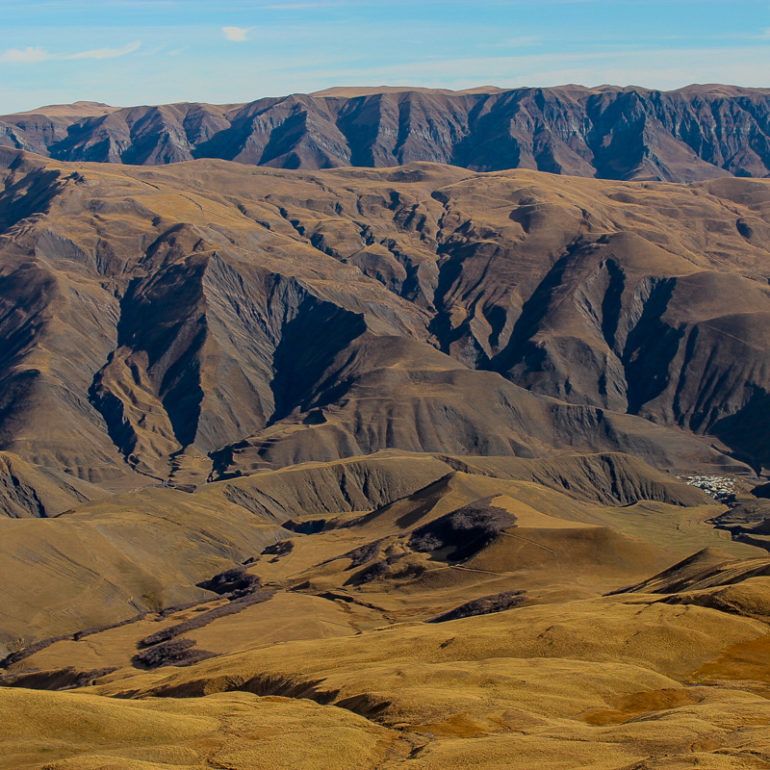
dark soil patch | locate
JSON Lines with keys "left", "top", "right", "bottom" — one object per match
{"left": 345, "top": 540, "right": 383, "bottom": 568}
{"left": 344, "top": 559, "right": 390, "bottom": 586}
{"left": 283, "top": 518, "right": 327, "bottom": 534}
{"left": 344, "top": 553, "right": 426, "bottom": 586}
{"left": 315, "top": 591, "right": 386, "bottom": 611}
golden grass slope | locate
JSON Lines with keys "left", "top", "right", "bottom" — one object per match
{"left": 1, "top": 453, "right": 768, "bottom": 769}
{"left": 1, "top": 151, "right": 770, "bottom": 768}
{"left": 15, "top": 588, "right": 768, "bottom": 770}
{"left": 1, "top": 688, "right": 399, "bottom": 770}
{"left": 0, "top": 448, "right": 730, "bottom": 655}
{"left": 1, "top": 478, "right": 769, "bottom": 767}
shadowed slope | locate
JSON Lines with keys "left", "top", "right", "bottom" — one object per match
{"left": 0, "top": 452, "right": 104, "bottom": 518}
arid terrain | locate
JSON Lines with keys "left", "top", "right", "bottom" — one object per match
{"left": 2, "top": 85, "right": 770, "bottom": 180}
{"left": 1, "top": 88, "right": 770, "bottom": 768}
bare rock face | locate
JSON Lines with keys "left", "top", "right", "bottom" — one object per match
{"left": 2, "top": 85, "right": 770, "bottom": 181}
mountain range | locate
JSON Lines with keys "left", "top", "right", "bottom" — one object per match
{"left": 1, "top": 86, "right": 770, "bottom": 770}
{"left": 2, "top": 84, "right": 770, "bottom": 180}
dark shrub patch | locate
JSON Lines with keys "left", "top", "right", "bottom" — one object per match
{"left": 132, "top": 638, "right": 215, "bottom": 670}
{"left": 197, "top": 568, "right": 261, "bottom": 597}
{"left": 429, "top": 591, "right": 527, "bottom": 623}
{"left": 262, "top": 540, "right": 294, "bottom": 556}
{"left": 409, "top": 500, "right": 517, "bottom": 562}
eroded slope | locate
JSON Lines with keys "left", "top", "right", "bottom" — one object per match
{"left": 1, "top": 151, "right": 768, "bottom": 485}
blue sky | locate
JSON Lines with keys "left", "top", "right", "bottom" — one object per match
{"left": 1, "top": 0, "right": 768, "bottom": 112}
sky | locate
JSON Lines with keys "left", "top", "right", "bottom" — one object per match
{"left": 0, "top": 0, "right": 769, "bottom": 112}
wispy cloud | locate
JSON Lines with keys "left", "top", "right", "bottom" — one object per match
{"left": 222, "top": 26, "right": 250, "bottom": 42}
{"left": 299, "top": 44, "right": 770, "bottom": 92}
{"left": 0, "top": 41, "right": 141, "bottom": 64}
{"left": 67, "top": 41, "right": 142, "bottom": 60}
{"left": 0, "top": 47, "right": 50, "bottom": 64}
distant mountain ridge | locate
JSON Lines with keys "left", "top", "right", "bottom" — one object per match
{"left": 2, "top": 84, "right": 770, "bottom": 181}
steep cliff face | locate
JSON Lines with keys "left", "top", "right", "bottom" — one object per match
{"left": 2, "top": 86, "right": 770, "bottom": 181}
{"left": 1, "top": 150, "right": 768, "bottom": 483}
